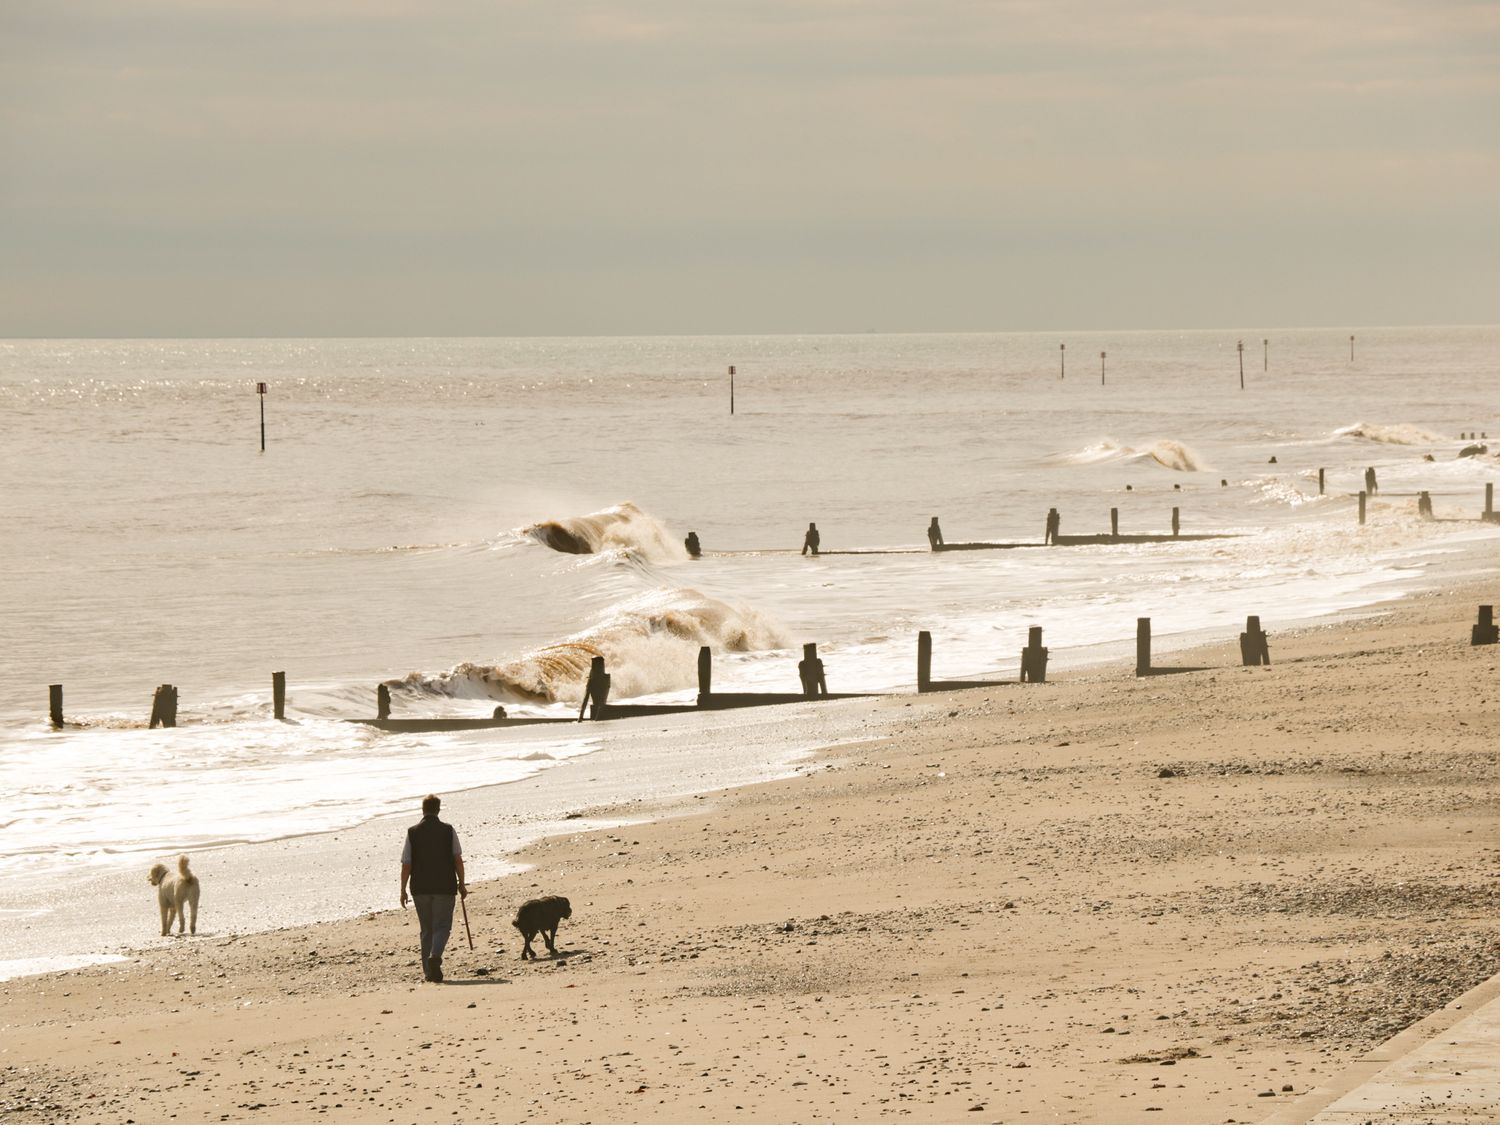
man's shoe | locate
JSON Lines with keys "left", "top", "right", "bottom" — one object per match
{"left": 430, "top": 957, "right": 443, "bottom": 983}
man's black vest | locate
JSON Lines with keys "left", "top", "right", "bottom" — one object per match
{"left": 407, "top": 816, "right": 457, "bottom": 895}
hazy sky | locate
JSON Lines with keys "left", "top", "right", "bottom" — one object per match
{"left": 3, "top": 0, "right": 1497, "bottom": 336}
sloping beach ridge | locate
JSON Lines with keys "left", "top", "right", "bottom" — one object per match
{"left": 4, "top": 578, "right": 1500, "bottom": 1124}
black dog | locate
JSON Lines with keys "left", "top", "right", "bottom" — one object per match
{"left": 513, "top": 895, "right": 571, "bottom": 960}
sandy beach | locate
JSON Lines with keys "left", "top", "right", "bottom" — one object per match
{"left": 5, "top": 582, "right": 1500, "bottom": 1124}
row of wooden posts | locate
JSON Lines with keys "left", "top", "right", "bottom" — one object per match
{"left": 43, "top": 614, "right": 1287, "bottom": 732}
{"left": 44, "top": 592, "right": 1500, "bottom": 728}
{"left": 684, "top": 476, "right": 1498, "bottom": 559}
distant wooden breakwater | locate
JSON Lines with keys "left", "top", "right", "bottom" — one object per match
{"left": 686, "top": 474, "right": 1500, "bottom": 558}
{"left": 44, "top": 603, "right": 1500, "bottom": 734}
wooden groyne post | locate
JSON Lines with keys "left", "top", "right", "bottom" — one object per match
{"left": 1239, "top": 616, "right": 1271, "bottom": 666}
{"left": 1318, "top": 468, "right": 1325, "bottom": 495}
{"left": 377, "top": 683, "right": 391, "bottom": 720}
{"left": 1020, "top": 627, "right": 1048, "bottom": 683}
{"left": 1135, "top": 618, "right": 1151, "bottom": 677}
{"left": 578, "top": 656, "right": 612, "bottom": 721}
{"left": 1171, "top": 507, "right": 1180, "bottom": 537}
{"left": 1472, "top": 606, "right": 1498, "bottom": 646}
{"left": 798, "top": 643, "right": 828, "bottom": 698}
{"left": 1358, "top": 491, "right": 1367, "bottom": 525}
{"left": 697, "top": 645, "right": 712, "bottom": 700}
{"left": 272, "top": 671, "right": 286, "bottom": 720}
{"left": 917, "top": 631, "right": 932, "bottom": 692}
{"left": 257, "top": 381, "right": 268, "bottom": 453}
{"left": 149, "top": 684, "right": 178, "bottom": 729}
{"left": 1487, "top": 483, "right": 1494, "bottom": 520}
{"left": 1110, "top": 507, "right": 1120, "bottom": 539}
{"left": 49, "top": 684, "right": 63, "bottom": 728}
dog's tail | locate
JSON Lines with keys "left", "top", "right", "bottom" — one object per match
{"left": 177, "top": 855, "right": 197, "bottom": 884}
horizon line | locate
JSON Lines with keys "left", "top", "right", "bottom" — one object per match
{"left": 3, "top": 321, "right": 1497, "bottom": 344}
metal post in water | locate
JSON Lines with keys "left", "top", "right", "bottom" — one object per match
{"left": 1059, "top": 342, "right": 1065, "bottom": 380}
{"left": 49, "top": 684, "right": 63, "bottom": 727}
{"left": 1263, "top": 338, "right": 1268, "bottom": 371}
{"left": 729, "top": 365, "right": 735, "bottom": 415}
{"left": 1350, "top": 334, "right": 1355, "bottom": 362}
{"left": 257, "top": 381, "right": 267, "bottom": 452}
{"left": 1100, "top": 350, "right": 1107, "bottom": 385}
{"left": 1237, "top": 340, "right": 1244, "bottom": 390}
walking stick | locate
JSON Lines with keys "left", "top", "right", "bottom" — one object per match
{"left": 460, "top": 893, "right": 474, "bottom": 951}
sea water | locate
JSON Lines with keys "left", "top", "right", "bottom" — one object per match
{"left": 2, "top": 327, "right": 1497, "bottom": 971}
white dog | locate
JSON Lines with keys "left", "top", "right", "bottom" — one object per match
{"left": 147, "top": 855, "right": 200, "bottom": 936}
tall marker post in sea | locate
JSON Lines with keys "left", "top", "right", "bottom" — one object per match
{"left": 257, "top": 381, "right": 267, "bottom": 452}
{"left": 1350, "top": 334, "right": 1355, "bottom": 362}
{"left": 1263, "top": 338, "right": 1268, "bottom": 371}
{"left": 1059, "top": 343, "right": 1065, "bottom": 380}
{"left": 1237, "top": 340, "right": 1244, "bottom": 390}
{"left": 1100, "top": 351, "right": 1106, "bottom": 386}
{"left": 729, "top": 365, "right": 735, "bottom": 415}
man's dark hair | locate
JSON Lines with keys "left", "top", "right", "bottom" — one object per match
{"left": 422, "top": 794, "right": 441, "bottom": 816}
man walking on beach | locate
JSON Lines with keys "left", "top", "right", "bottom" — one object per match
{"left": 399, "top": 794, "right": 467, "bottom": 983}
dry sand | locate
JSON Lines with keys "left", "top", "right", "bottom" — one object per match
{"left": 4, "top": 584, "right": 1500, "bottom": 1124}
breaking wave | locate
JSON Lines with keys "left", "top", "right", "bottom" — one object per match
{"left": 1334, "top": 421, "right": 1447, "bottom": 446}
{"left": 1051, "top": 438, "right": 1206, "bottom": 472}
{"left": 388, "top": 588, "right": 788, "bottom": 705}
{"left": 518, "top": 502, "right": 688, "bottom": 563}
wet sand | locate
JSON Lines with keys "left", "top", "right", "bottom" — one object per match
{"left": 4, "top": 584, "right": 1500, "bottom": 1124}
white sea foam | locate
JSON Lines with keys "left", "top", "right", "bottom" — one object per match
{"left": 1248, "top": 477, "right": 1325, "bottom": 507}
{"left": 1, "top": 719, "right": 599, "bottom": 891}
{"left": 0, "top": 954, "right": 129, "bottom": 982}
{"left": 1051, "top": 438, "right": 1207, "bottom": 471}
{"left": 1334, "top": 421, "right": 1448, "bottom": 446}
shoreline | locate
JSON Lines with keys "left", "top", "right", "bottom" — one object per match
{"left": 4, "top": 574, "right": 1500, "bottom": 1122}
